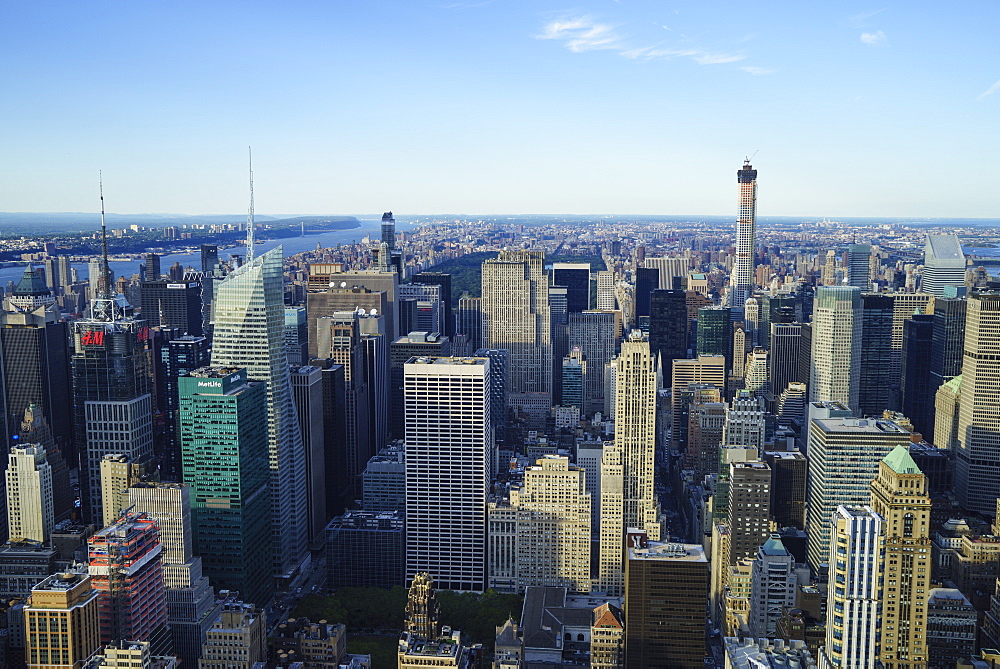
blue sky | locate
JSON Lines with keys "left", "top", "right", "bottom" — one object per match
{"left": 1, "top": 1, "right": 998, "bottom": 217}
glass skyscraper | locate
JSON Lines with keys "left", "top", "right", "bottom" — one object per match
{"left": 209, "top": 246, "right": 309, "bottom": 582}
{"left": 179, "top": 367, "right": 272, "bottom": 606}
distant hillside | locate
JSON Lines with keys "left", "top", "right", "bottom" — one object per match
{"left": 0, "top": 212, "right": 357, "bottom": 235}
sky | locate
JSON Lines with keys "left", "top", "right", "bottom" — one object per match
{"left": 1, "top": 1, "right": 998, "bottom": 218}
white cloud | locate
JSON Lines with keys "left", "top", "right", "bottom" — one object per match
{"left": 978, "top": 79, "right": 1000, "bottom": 101}
{"left": 851, "top": 8, "right": 888, "bottom": 24}
{"left": 537, "top": 17, "right": 622, "bottom": 52}
{"left": 860, "top": 30, "right": 886, "bottom": 45}
{"left": 538, "top": 17, "right": 745, "bottom": 66}
{"left": 741, "top": 66, "right": 775, "bottom": 75}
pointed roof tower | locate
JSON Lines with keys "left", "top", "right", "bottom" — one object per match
{"left": 881, "top": 444, "right": 921, "bottom": 475}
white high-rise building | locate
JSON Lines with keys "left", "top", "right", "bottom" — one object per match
{"left": 486, "top": 455, "right": 591, "bottom": 593}
{"left": 730, "top": 160, "right": 758, "bottom": 308}
{"left": 821, "top": 506, "right": 883, "bottom": 669}
{"left": 644, "top": 256, "right": 689, "bottom": 289}
{"left": 6, "top": 444, "right": 53, "bottom": 543}
{"left": 481, "top": 250, "right": 552, "bottom": 424}
{"left": 596, "top": 271, "right": 617, "bottom": 310}
{"left": 210, "top": 246, "right": 308, "bottom": 582}
{"left": 404, "top": 356, "right": 492, "bottom": 591}
{"left": 597, "top": 441, "right": 625, "bottom": 595}
{"left": 809, "top": 286, "right": 862, "bottom": 413}
{"left": 955, "top": 292, "right": 1000, "bottom": 515}
{"left": 805, "top": 413, "right": 910, "bottom": 570}
{"left": 922, "top": 234, "right": 967, "bottom": 296}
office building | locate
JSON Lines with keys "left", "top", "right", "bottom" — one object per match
{"left": 6, "top": 444, "right": 54, "bottom": 544}
{"left": 569, "top": 310, "right": 619, "bottom": 415}
{"left": 326, "top": 509, "right": 405, "bottom": 589}
{"left": 809, "top": 286, "right": 861, "bottom": 412}
{"left": 412, "top": 272, "right": 454, "bottom": 337}
{"left": 671, "top": 355, "right": 726, "bottom": 419}
{"left": 210, "top": 247, "right": 308, "bottom": 581}
{"left": 99, "top": 453, "right": 156, "bottom": 528}
{"left": 805, "top": 412, "right": 910, "bottom": 570}
{"left": 901, "top": 314, "right": 935, "bottom": 436}
{"left": 696, "top": 306, "right": 732, "bottom": 361}
{"left": 139, "top": 279, "right": 203, "bottom": 336}
{"left": 127, "top": 482, "right": 218, "bottom": 665}
{"left": 684, "top": 388, "right": 726, "bottom": 479}
{"left": 633, "top": 266, "right": 659, "bottom": 323}
{"left": 748, "top": 534, "right": 797, "bottom": 639}
{"left": 24, "top": 572, "right": 101, "bottom": 669}
{"left": 927, "top": 588, "right": 977, "bottom": 667}
{"left": 283, "top": 306, "right": 308, "bottom": 365}
{"left": 869, "top": 445, "right": 932, "bottom": 668}
{"left": 591, "top": 602, "right": 625, "bottom": 669}
{"left": 405, "top": 571, "right": 441, "bottom": 640}
{"left": 727, "top": 461, "right": 772, "bottom": 562}
{"left": 922, "top": 234, "right": 967, "bottom": 296}
{"left": 455, "top": 294, "right": 482, "bottom": 354}
{"left": 87, "top": 514, "right": 169, "bottom": 649}
{"left": 400, "top": 282, "right": 444, "bottom": 335}
{"left": 0, "top": 539, "right": 58, "bottom": 599}
{"left": 846, "top": 243, "right": 872, "bottom": 290}
{"left": 481, "top": 251, "right": 552, "bottom": 422}
{"left": 0, "top": 266, "right": 73, "bottom": 459}
{"left": 616, "top": 332, "right": 661, "bottom": 541}
{"left": 156, "top": 334, "right": 211, "bottom": 480}
{"left": 821, "top": 506, "right": 883, "bottom": 669}
{"left": 307, "top": 284, "right": 389, "bottom": 358}
{"left": 729, "top": 159, "right": 758, "bottom": 308}
{"left": 560, "top": 347, "right": 585, "bottom": 414}
{"left": 309, "top": 266, "right": 399, "bottom": 341}
{"left": 179, "top": 367, "right": 271, "bottom": 606}
{"left": 929, "top": 293, "right": 966, "bottom": 391}
{"left": 71, "top": 262, "right": 153, "bottom": 525}
{"left": 289, "top": 364, "right": 328, "bottom": 548}
{"left": 645, "top": 255, "right": 690, "bottom": 289}
{"left": 624, "top": 540, "right": 709, "bottom": 668}
{"left": 764, "top": 450, "right": 807, "bottom": 529}
{"left": 955, "top": 292, "right": 1000, "bottom": 515}
{"left": 859, "top": 293, "right": 896, "bottom": 417}
{"left": 361, "top": 443, "right": 405, "bottom": 512}
{"left": 487, "top": 455, "right": 591, "bottom": 593}
{"left": 768, "top": 323, "right": 805, "bottom": 402}
{"left": 933, "top": 376, "right": 962, "bottom": 451}
{"left": 404, "top": 357, "right": 492, "bottom": 591}
{"left": 596, "top": 270, "right": 616, "bottom": 310}
{"left": 648, "top": 289, "right": 688, "bottom": 380}
{"left": 198, "top": 601, "right": 267, "bottom": 669}
{"left": 389, "top": 332, "right": 450, "bottom": 439}
{"left": 552, "top": 262, "right": 591, "bottom": 313}
{"left": 597, "top": 441, "right": 625, "bottom": 595}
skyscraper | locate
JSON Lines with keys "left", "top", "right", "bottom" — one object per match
{"left": 87, "top": 513, "right": 169, "bottom": 649}
{"left": 210, "top": 246, "right": 308, "bottom": 582}
{"left": 569, "top": 310, "right": 619, "bottom": 416}
{"left": 748, "top": 534, "right": 796, "bottom": 639}
{"left": 6, "top": 444, "right": 53, "bottom": 544}
{"left": 858, "top": 293, "right": 895, "bottom": 417}
{"left": 648, "top": 289, "right": 688, "bottom": 380}
{"left": 552, "top": 262, "right": 591, "bottom": 313}
{"left": 624, "top": 540, "right": 709, "bottom": 668}
{"left": 412, "top": 271, "right": 454, "bottom": 336}
{"left": 71, "top": 249, "right": 153, "bottom": 525}
{"left": 0, "top": 266, "right": 72, "bottom": 458}
{"left": 901, "top": 314, "right": 935, "bottom": 436}
{"left": 404, "top": 356, "right": 492, "bottom": 591}
{"left": 179, "top": 367, "right": 272, "bottom": 607}
{"left": 768, "top": 322, "right": 805, "bottom": 398}
{"left": 481, "top": 251, "right": 552, "bottom": 422}
{"left": 615, "top": 332, "right": 661, "bottom": 541}
{"left": 846, "top": 243, "right": 872, "bottom": 290}
{"left": 922, "top": 234, "right": 967, "bottom": 296}
{"left": 954, "top": 292, "right": 1000, "bottom": 515}
{"left": 805, "top": 412, "right": 910, "bottom": 570}
{"left": 381, "top": 211, "right": 396, "bottom": 251}
{"left": 809, "top": 286, "right": 861, "bottom": 413}
{"left": 821, "top": 506, "right": 883, "bottom": 669}
{"left": 869, "top": 446, "right": 932, "bottom": 668}
{"left": 730, "top": 159, "right": 758, "bottom": 308}
{"left": 139, "top": 279, "right": 204, "bottom": 336}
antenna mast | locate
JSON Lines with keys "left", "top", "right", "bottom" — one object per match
{"left": 99, "top": 172, "right": 111, "bottom": 299}
{"left": 246, "top": 147, "right": 255, "bottom": 263}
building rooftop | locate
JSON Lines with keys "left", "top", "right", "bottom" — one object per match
{"left": 628, "top": 541, "right": 707, "bottom": 562}
{"left": 812, "top": 417, "right": 910, "bottom": 434}
{"left": 882, "top": 444, "right": 922, "bottom": 475}
{"left": 406, "top": 356, "right": 488, "bottom": 366}
{"left": 520, "top": 587, "right": 594, "bottom": 651}
{"left": 33, "top": 572, "right": 88, "bottom": 591}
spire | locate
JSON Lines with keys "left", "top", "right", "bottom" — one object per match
{"left": 99, "top": 172, "right": 112, "bottom": 300}
{"left": 246, "top": 147, "right": 255, "bottom": 263}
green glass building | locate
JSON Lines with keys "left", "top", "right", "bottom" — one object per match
{"left": 696, "top": 305, "right": 732, "bottom": 361}
{"left": 179, "top": 366, "right": 272, "bottom": 606}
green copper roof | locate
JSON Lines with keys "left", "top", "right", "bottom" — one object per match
{"left": 14, "top": 266, "right": 50, "bottom": 296}
{"left": 882, "top": 444, "right": 921, "bottom": 475}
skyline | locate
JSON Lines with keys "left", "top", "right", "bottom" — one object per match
{"left": 2, "top": 1, "right": 999, "bottom": 217}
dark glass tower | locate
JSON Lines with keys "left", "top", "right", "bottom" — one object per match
{"left": 901, "top": 315, "right": 935, "bottom": 437}
{"left": 156, "top": 334, "right": 211, "bottom": 480}
{"left": 412, "top": 272, "right": 454, "bottom": 337}
{"left": 858, "top": 293, "right": 895, "bottom": 417}
{"left": 552, "top": 263, "right": 591, "bottom": 313}
{"left": 648, "top": 289, "right": 688, "bottom": 380}
{"left": 139, "top": 279, "right": 204, "bottom": 336}
{"left": 0, "top": 267, "right": 72, "bottom": 457}
{"left": 381, "top": 211, "right": 396, "bottom": 251}
{"left": 696, "top": 306, "right": 732, "bottom": 363}
{"left": 634, "top": 267, "right": 659, "bottom": 322}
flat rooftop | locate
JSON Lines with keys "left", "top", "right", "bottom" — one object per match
{"left": 628, "top": 542, "right": 707, "bottom": 562}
